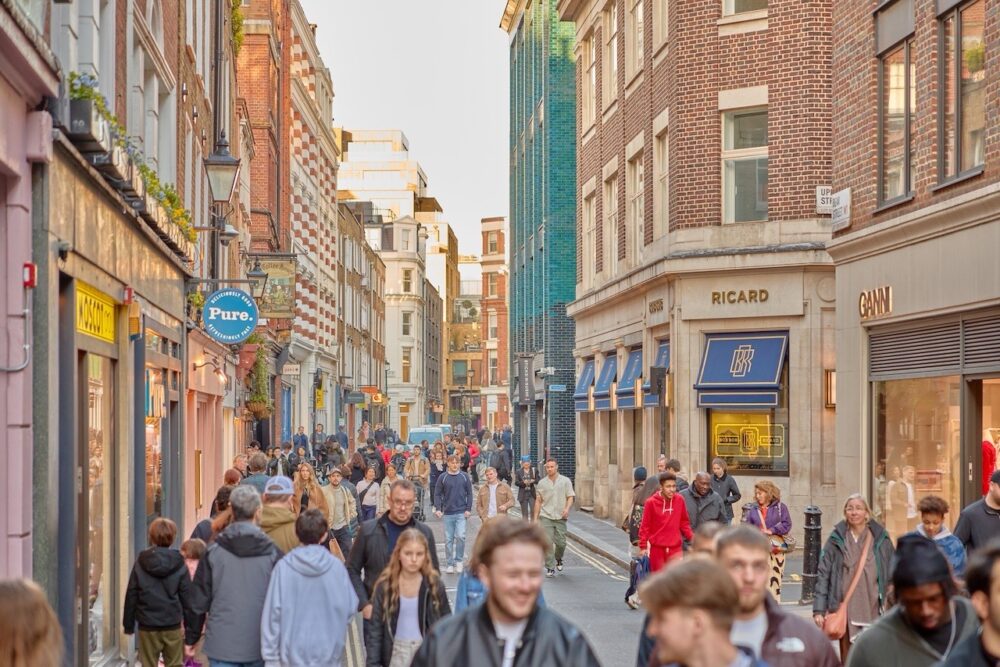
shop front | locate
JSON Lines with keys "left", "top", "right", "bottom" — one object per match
{"left": 185, "top": 329, "right": 228, "bottom": 536}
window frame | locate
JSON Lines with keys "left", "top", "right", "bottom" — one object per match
{"left": 603, "top": 173, "right": 620, "bottom": 274}
{"left": 583, "top": 192, "right": 597, "bottom": 283}
{"left": 402, "top": 348, "right": 412, "bottom": 383}
{"left": 603, "top": 2, "right": 620, "bottom": 108}
{"left": 582, "top": 31, "right": 597, "bottom": 128}
{"left": 653, "top": 129, "right": 668, "bottom": 239}
{"left": 653, "top": 0, "right": 669, "bottom": 49}
{"left": 402, "top": 269, "right": 413, "bottom": 293}
{"left": 721, "top": 107, "right": 769, "bottom": 224}
{"left": 722, "top": 0, "right": 768, "bottom": 17}
{"left": 487, "top": 273, "right": 499, "bottom": 297}
{"left": 877, "top": 38, "right": 916, "bottom": 207}
{"left": 487, "top": 231, "right": 499, "bottom": 254}
{"left": 402, "top": 311, "right": 412, "bottom": 337}
{"left": 627, "top": 151, "right": 645, "bottom": 262}
{"left": 626, "top": 0, "right": 644, "bottom": 81}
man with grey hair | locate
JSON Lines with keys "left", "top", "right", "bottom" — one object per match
{"left": 186, "top": 484, "right": 281, "bottom": 665}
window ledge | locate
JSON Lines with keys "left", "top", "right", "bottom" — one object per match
{"left": 930, "top": 165, "right": 985, "bottom": 193}
{"left": 624, "top": 70, "right": 644, "bottom": 99}
{"left": 718, "top": 9, "right": 768, "bottom": 36}
{"left": 602, "top": 99, "right": 619, "bottom": 123}
{"left": 873, "top": 192, "right": 915, "bottom": 214}
{"left": 582, "top": 123, "right": 597, "bottom": 146}
{"left": 653, "top": 42, "right": 669, "bottom": 69}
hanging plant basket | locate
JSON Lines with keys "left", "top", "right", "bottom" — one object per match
{"left": 68, "top": 99, "right": 111, "bottom": 153}
{"left": 246, "top": 399, "right": 272, "bottom": 419}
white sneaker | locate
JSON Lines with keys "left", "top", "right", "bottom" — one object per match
{"left": 445, "top": 565, "right": 455, "bottom": 574}
{"left": 456, "top": 562, "right": 464, "bottom": 573}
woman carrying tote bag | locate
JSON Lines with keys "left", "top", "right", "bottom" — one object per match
{"left": 812, "top": 493, "right": 894, "bottom": 659}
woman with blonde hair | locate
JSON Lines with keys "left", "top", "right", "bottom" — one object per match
{"left": 812, "top": 493, "right": 894, "bottom": 658}
{"left": 743, "top": 480, "right": 792, "bottom": 601}
{"left": 0, "top": 578, "right": 63, "bottom": 667}
{"left": 364, "top": 528, "right": 451, "bottom": 666}
{"left": 292, "top": 462, "right": 329, "bottom": 517}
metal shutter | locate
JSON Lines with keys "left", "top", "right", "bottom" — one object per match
{"left": 869, "top": 321, "right": 962, "bottom": 378}
{"left": 963, "top": 315, "right": 1000, "bottom": 372}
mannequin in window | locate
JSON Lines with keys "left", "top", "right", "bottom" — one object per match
{"left": 983, "top": 430, "right": 998, "bottom": 497}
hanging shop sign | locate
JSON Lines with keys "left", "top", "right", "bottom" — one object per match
{"left": 202, "top": 288, "right": 259, "bottom": 344}
{"left": 346, "top": 391, "right": 367, "bottom": 404}
{"left": 256, "top": 254, "right": 297, "bottom": 319}
{"left": 77, "top": 281, "right": 117, "bottom": 343}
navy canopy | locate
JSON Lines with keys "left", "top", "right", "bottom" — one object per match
{"left": 573, "top": 359, "right": 596, "bottom": 412}
{"left": 593, "top": 356, "right": 617, "bottom": 411}
{"left": 695, "top": 332, "right": 788, "bottom": 409}
{"left": 643, "top": 341, "right": 670, "bottom": 407}
{"left": 615, "top": 349, "right": 644, "bottom": 409}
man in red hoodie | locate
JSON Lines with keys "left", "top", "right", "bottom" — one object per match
{"left": 638, "top": 472, "right": 693, "bottom": 572}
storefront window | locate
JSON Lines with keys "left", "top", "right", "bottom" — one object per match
{"left": 145, "top": 368, "right": 165, "bottom": 527}
{"left": 982, "top": 379, "right": 1000, "bottom": 487}
{"left": 87, "top": 355, "right": 114, "bottom": 661}
{"left": 708, "top": 408, "right": 789, "bottom": 475}
{"left": 873, "top": 376, "right": 961, "bottom": 543}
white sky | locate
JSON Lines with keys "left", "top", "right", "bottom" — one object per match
{"left": 301, "top": 0, "right": 511, "bottom": 255}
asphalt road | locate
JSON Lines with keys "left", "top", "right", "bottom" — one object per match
{"left": 425, "top": 511, "right": 645, "bottom": 667}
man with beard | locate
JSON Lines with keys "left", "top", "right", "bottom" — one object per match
{"left": 943, "top": 542, "right": 1000, "bottom": 666}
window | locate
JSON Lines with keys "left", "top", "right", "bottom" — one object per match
{"left": 604, "top": 174, "right": 620, "bottom": 270}
{"left": 489, "top": 351, "right": 499, "bottom": 385}
{"left": 723, "top": 0, "right": 767, "bottom": 15}
{"left": 583, "top": 193, "right": 597, "bottom": 280}
{"left": 402, "top": 311, "right": 412, "bottom": 336}
{"left": 708, "top": 366, "right": 789, "bottom": 475}
{"left": 402, "top": 348, "right": 412, "bottom": 383}
{"left": 879, "top": 40, "right": 915, "bottom": 203}
{"left": 487, "top": 231, "right": 499, "bottom": 254}
{"left": 654, "top": 130, "right": 669, "bottom": 238}
{"left": 653, "top": 0, "right": 668, "bottom": 47}
{"left": 583, "top": 33, "right": 597, "bottom": 128}
{"left": 487, "top": 273, "right": 498, "bottom": 297}
{"left": 603, "top": 3, "right": 619, "bottom": 107}
{"left": 401, "top": 229, "right": 412, "bottom": 251}
{"left": 627, "top": 151, "right": 645, "bottom": 261}
{"left": 402, "top": 269, "right": 413, "bottom": 293}
{"left": 453, "top": 360, "right": 468, "bottom": 385}
{"left": 488, "top": 311, "right": 499, "bottom": 339}
{"left": 940, "top": 0, "right": 985, "bottom": 181}
{"left": 722, "top": 108, "right": 768, "bottom": 223}
{"left": 626, "top": 0, "right": 644, "bottom": 79}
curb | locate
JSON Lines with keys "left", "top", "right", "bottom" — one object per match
{"left": 566, "top": 528, "right": 631, "bottom": 571}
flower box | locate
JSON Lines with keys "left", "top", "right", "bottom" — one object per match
{"left": 89, "top": 143, "right": 130, "bottom": 181}
{"left": 139, "top": 193, "right": 159, "bottom": 223}
{"left": 68, "top": 100, "right": 111, "bottom": 153}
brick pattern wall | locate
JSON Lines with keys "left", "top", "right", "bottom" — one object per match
{"left": 832, "top": 0, "right": 1000, "bottom": 234}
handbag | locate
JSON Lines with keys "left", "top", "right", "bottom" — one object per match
{"left": 823, "top": 530, "right": 872, "bottom": 641}
{"left": 758, "top": 508, "right": 796, "bottom": 554}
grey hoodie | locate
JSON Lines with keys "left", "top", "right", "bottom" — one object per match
{"left": 261, "top": 544, "right": 359, "bottom": 667}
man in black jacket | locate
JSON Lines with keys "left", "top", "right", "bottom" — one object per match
{"left": 944, "top": 542, "right": 1000, "bottom": 666}
{"left": 346, "top": 479, "right": 439, "bottom": 620}
{"left": 412, "top": 517, "right": 600, "bottom": 667}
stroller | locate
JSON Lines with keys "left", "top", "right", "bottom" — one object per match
{"left": 412, "top": 483, "right": 427, "bottom": 522}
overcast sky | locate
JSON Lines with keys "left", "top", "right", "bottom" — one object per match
{"left": 300, "top": 0, "right": 511, "bottom": 255}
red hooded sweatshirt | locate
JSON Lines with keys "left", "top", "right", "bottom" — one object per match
{"left": 638, "top": 491, "right": 693, "bottom": 551}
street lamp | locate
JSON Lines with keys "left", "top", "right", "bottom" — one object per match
{"left": 246, "top": 258, "right": 268, "bottom": 299}
{"left": 203, "top": 130, "right": 241, "bottom": 204}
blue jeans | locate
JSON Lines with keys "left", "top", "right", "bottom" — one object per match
{"left": 443, "top": 513, "right": 467, "bottom": 566}
{"left": 209, "top": 660, "right": 265, "bottom": 667}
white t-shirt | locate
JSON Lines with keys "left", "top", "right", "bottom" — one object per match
{"left": 488, "top": 483, "right": 499, "bottom": 518}
{"left": 730, "top": 610, "right": 768, "bottom": 659}
{"left": 494, "top": 618, "right": 529, "bottom": 667}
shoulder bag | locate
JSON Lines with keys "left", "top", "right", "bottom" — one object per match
{"left": 759, "top": 507, "right": 797, "bottom": 554}
{"left": 823, "top": 530, "right": 872, "bottom": 641}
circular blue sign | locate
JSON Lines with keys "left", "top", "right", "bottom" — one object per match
{"left": 202, "top": 288, "right": 259, "bottom": 344}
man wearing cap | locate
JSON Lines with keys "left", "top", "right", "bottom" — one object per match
{"left": 846, "top": 533, "right": 979, "bottom": 666}
{"left": 260, "top": 476, "right": 300, "bottom": 554}
{"left": 514, "top": 456, "right": 539, "bottom": 521}
{"left": 955, "top": 469, "right": 1000, "bottom": 554}
{"left": 321, "top": 467, "right": 357, "bottom": 558}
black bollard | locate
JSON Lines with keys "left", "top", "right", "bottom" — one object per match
{"left": 799, "top": 505, "right": 823, "bottom": 604}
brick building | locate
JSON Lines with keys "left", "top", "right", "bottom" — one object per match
{"left": 450, "top": 267, "right": 484, "bottom": 434}
{"left": 827, "top": 0, "right": 1000, "bottom": 539}
{"left": 480, "top": 216, "right": 512, "bottom": 431}
{"left": 559, "top": 0, "right": 837, "bottom": 528}
{"left": 501, "top": 0, "right": 579, "bottom": 477}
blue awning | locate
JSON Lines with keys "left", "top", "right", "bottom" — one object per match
{"left": 615, "top": 349, "right": 644, "bottom": 409}
{"left": 574, "top": 359, "right": 596, "bottom": 412}
{"left": 643, "top": 341, "right": 670, "bottom": 407}
{"left": 593, "top": 355, "right": 617, "bottom": 411}
{"left": 695, "top": 332, "right": 788, "bottom": 408}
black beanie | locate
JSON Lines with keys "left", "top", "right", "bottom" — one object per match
{"left": 892, "top": 534, "right": 952, "bottom": 591}
{"left": 634, "top": 466, "right": 648, "bottom": 482}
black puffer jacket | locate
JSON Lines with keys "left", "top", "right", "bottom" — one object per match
{"left": 364, "top": 577, "right": 451, "bottom": 666}
{"left": 123, "top": 547, "right": 196, "bottom": 632}
{"left": 346, "top": 513, "right": 439, "bottom": 608}
{"left": 411, "top": 602, "right": 601, "bottom": 667}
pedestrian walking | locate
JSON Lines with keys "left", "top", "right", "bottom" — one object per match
{"left": 292, "top": 461, "right": 328, "bottom": 518}
{"left": 533, "top": 458, "right": 576, "bottom": 577}
{"left": 955, "top": 469, "right": 1000, "bottom": 554}
{"left": 490, "top": 441, "right": 513, "bottom": 484}
{"left": 714, "top": 526, "right": 839, "bottom": 667}
{"left": 623, "top": 466, "right": 648, "bottom": 610}
{"left": 357, "top": 467, "right": 382, "bottom": 522}
{"left": 349, "top": 449, "right": 367, "bottom": 484}
{"left": 260, "top": 509, "right": 358, "bottom": 667}
{"left": 942, "top": 542, "right": 1000, "bottom": 666}
{"left": 846, "top": 534, "right": 978, "bottom": 666}
{"left": 680, "top": 471, "right": 728, "bottom": 530}
{"left": 433, "top": 455, "right": 474, "bottom": 573}
{"left": 266, "top": 443, "right": 294, "bottom": 478}
{"left": 293, "top": 426, "right": 309, "bottom": 457}
{"left": 337, "top": 424, "right": 350, "bottom": 452}
{"left": 907, "top": 495, "right": 966, "bottom": 580}
{"left": 259, "top": 476, "right": 300, "bottom": 554}
{"left": 476, "top": 466, "right": 516, "bottom": 523}
{"left": 364, "top": 528, "right": 451, "bottom": 666}
{"left": 186, "top": 485, "right": 282, "bottom": 666}
{"left": 240, "top": 452, "right": 271, "bottom": 495}
{"left": 710, "top": 457, "right": 742, "bottom": 524}
{"left": 311, "top": 423, "right": 326, "bottom": 458}
{"left": 123, "top": 518, "right": 196, "bottom": 667}
{"left": 514, "top": 455, "right": 540, "bottom": 520}
{"left": 347, "top": 480, "right": 439, "bottom": 621}
{"left": 379, "top": 463, "right": 401, "bottom": 517}
{"left": 411, "top": 517, "right": 600, "bottom": 667}
{"left": 690, "top": 520, "right": 725, "bottom": 558}
{"left": 666, "top": 458, "right": 689, "bottom": 492}
{"left": 232, "top": 454, "right": 249, "bottom": 480}
{"left": 428, "top": 449, "right": 446, "bottom": 508}
{"left": 404, "top": 446, "right": 430, "bottom": 489}
{"left": 640, "top": 558, "right": 770, "bottom": 667}
{"left": 191, "top": 485, "right": 233, "bottom": 542}
{"left": 323, "top": 467, "right": 358, "bottom": 558}
{"left": 0, "top": 579, "right": 63, "bottom": 667}
{"left": 180, "top": 538, "right": 205, "bottom": 579}
{"left": 743, "top": 480, "right": 793, "bottom": 602}
{"left": 812, "top": 494, "right": 894, "bottom": 659}
{"left": 637, "top": 471, "right": 692, "bottom": 574}
{"left": 639, "top": 456, "right": 669, "bottom": 501}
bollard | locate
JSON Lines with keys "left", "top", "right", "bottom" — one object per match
{"left": 799, "top": 505, "right": 823, "bottom": 605}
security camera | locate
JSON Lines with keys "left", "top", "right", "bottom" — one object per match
{"left": 219, "top": 224, "right": 239, "bottom": 247}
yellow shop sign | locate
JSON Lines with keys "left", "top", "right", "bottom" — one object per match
{"left": 77, "top": 282, "right": 117, "bottom": 343}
